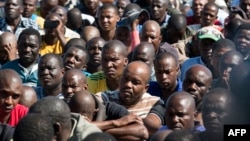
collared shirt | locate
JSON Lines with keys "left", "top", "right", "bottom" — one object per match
{"left": 147, "top": 79, "right": 183, "bottom": 103}
{"left": 0, "top": 16, "right": 39, "bottom": 38}
{"left": 1, "top": 59, "right": 39, "bottom": 87}
{"left": 34, "top": 86, "right": 64, "bottom": 100}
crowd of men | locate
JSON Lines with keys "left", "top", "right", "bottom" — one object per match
{"left": 0, "top": 0, "right": 250, "bottom": 141}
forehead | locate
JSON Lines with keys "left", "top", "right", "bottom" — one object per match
{"left": 23, "top": 0, "right": 37, "bottom": 4}
{"left": 39, "top": 56, "right": 59, "bottom": 66}
{"left": 63, "top": 73, "right": 83, "bottom": 83}
{"left": 154, "top": 56, "right": 176, "bottom": 67}
{"left": 0, "top": 76, "right": 22, "bottom": 90}
{"left": 6, "top": 0, "right": 21, "bottom": 4}
{"left": 241, "top": 0, "right": 250, "bottom": 3}
{"left": 236, "top": 28, "right": 250, "bottom": 35}
{"left": 88, "top": 39, "right": 105, "bottom": 46}
{"left": 204, "top": 93, "right": 228, "bottom": 107}
{"left": 19, "top": 34, "right": 39, "bottom": 42}
{"left": 193, "top": 0, "right": 208, "bottom": 4}
{"left": 99, "top": 8, "right": 117, "bottom": 15}
{"left": 167, "top": 96, "right": 193, "bottom": 111}
{"left": 142, "top": 23, "right": 160, "bottom": 34}
{"left": 53, "top": 8, "right": 66, "bottom": 15}
{"left": 124, "top": 65, "right": 148, "bottom": 79}
{"left": 186, "top": 67, "right": 210, "bottom": 81}
{"left": 102, "top": 46, "right": 123, "bottom": 55}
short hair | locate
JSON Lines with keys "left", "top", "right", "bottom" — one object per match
{"left": 86, "top": 37, "right": 106, "bottom": 50}
{"left": 13, "top": 113, "right": 54, "bottom": 141}
{"left": 235, "top": 23, "right": 250, "bottom": 34}
{"left": 154, "top": 52, "right": 179, "bottom": 67}
{"left": 212, "top": 39, "right": 236, "bottom": 51}
{"left": 29, "top": 96, "right": 71, "bottom": 127}
{"left": 167, "top": 14, "right": 187, "bottom": 30}
{"left": 84, "top": 132, "right": 117, "bottom": 141}
{"left": 204, "top": 2, "right": 219, "bottom": 14}
{"left": 18, "top": 28, "right": 41, "bottom": 45}
{"left": 64, "top": 45, "right": 89, "bottom": 65}
{"left": 39, "top": 53, "right": 64, "bottom": 68}
{"left": 224, "top": 18, "right": 243, "bottom": 41}
{"left": 99, "top": 3, "right": 118, "bottom": 15}
{"left": 102, "top": 40, "right": 128, "bottom": 57}
{"left": 63, "top": 38, "right": 86, "bottom": 54}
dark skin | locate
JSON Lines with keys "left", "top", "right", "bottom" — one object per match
{"left": 154, "top": 54, "right": 179, "bottom": 101}
{"left": 150, "top": 0, "right": 168, "bottom": 25}
{"left": 191, "top": 0, "right": 208, "bottom": 23}
{"left": 0, "top": 32, "right": 18, "bottom": 64}
{"left": 4, "top": 0, "right": 23, "bottom": 32}
{"left": 98, "top": 6, "right": 120, "bottom": 41}
{"left": 19, "top": 85, "right": 37, "bottom": 108}
{"left": 86, "top": 37, "right": 105, "bottom": 73}
{"left": 101, "top": 41, "right": 128, "bottom": 91}
{"left": 38, "top": 55, "right": 64, "bottom": 97}
{"left": 81, "top": 26, "right": 100, "bottom": 42}
{"left": 165, "top": 91, "right": 196, "bottom": 130}
{"left": 201, "top": 3, "right": 218, "bottom": 27}
{"left": 0, "top": 70, "right": 22, "bottom": 124}
{"left": 200, "top": 89, "right": 232, "bottom": 141}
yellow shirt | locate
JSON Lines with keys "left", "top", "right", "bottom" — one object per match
{"left": 40, "top": 38, "right": 70, "bottom": 56}
{"left": 87, "top": 71, "right": 109, "bottom": 94}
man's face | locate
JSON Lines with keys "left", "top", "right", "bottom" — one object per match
{"left": 87, "top": 39, "right": 105, "bottom": 66}
{"left": 18, "top": 34, "right": 40, "bottom": 67}
{"left": 38, "top": 56, "right": 64, "bottom": 89}
{"left": 234, "top": 29, "right": 250, "bottom": 58}
{"left": 165, "top": 97, "right": 195, "bottom": 130}
{"left": 183, "top": 68, "right": 211, "bottom": 104}
{"left": 154, "top": 57, "right": 179, "bottom": 90}
{"left": 211, "top": 48, "right": 232, "bottom": 78}
{"left": 150, "top": 0, "right": 167, "bottom": 22}
{"left": 202, "top": 93, "right": 230, "bottom": 133}
{"left": 98, "top": 8, "right": 120, "bottom": 31}
{"left": 0, "top": 77, "right": 22, "bottom": 113}
{"left": 63, "top": 47, "right": 87, "bottom": 71}
{"left": 199, "top": 38, "right": 215, "bottom": 65}
{"left": 219, "top": 54, "right": 243, "bottom": 79}
{"left": 140, "top": 24, "right": 162, "bottom": 52}
{"left": 119, "top": 66, "right": 148, "bottom": 107}
{"left": 40, "top": 0, "right": 58, "bottom": 18}
{"left": 51, "top": 8, "right": 67, "bottom": 24}
{"left": 240, "top": 0, "right": 250, "bottom": 19}
{"left": 23, "top": 0, "right": 36, "bottom": 18}
{"left": 5, "top": 0, "right": 23, "bottom": 20}
{"left": 84, "top": 0, "right": 99, "bottom": 12}
{"left": 201, "top": 5, "right": 217, "bottom": 26}
{"left": 62, "top": 74, "right": 87, "bottom": 103}
{"left": 116, "top": 0, "right": 129, "bottom": 17}
{"left": 192, "top": 0, "right": 208, "bottom": 17}
{"left": 101, "top": 47, "right": 128, "bottom": 80}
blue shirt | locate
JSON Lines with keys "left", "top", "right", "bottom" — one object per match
{"left": 147, "top": 79, "right": 183, "bottom": 103}
{"left": 34, "top": 87, "right": 64, "bottom": 100}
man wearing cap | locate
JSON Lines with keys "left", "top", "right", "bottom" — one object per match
{"left": 180, "top": 26, "right": 223, "bottom": 80}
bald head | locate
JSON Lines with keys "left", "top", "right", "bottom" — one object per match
{"left": 63, "top": 69, "right": 87, "bottom": 84}
{"left": 81, "top": 26, "right": 101, "bottom": 42}
{"left": 19, "top": 85, "right": 38, "bottom": 108}
{"left": 165, "top": 91, "right": 196, "bottom": 130}
{"left": 50, "top": 5, "right": 67, "bottom": 24}
{"left": 167, "top": 91, "right": 196, "bottom": 110}
{"left": 40, "top": 0, "right": 59, "bottom": 18}
{"left": 69, "top": 90, "right": 96, "bottom": 121}
{"left": 124, "top": 61, "right": 151, "bottom": 83}
{"left": 0, "top": 32, "right": 17, "bottom": 46}
{"left": 0, "top": 32, "right": 18, "bottom": 64}
{"left": 132, "top": 42, "right": 155, "bottom": 67}
{"left": 140, "top": 20, "right": 162, "bottom": 51}
{"left": 102, "top": 40, "right": 128, "bottom": 57}
{"left": 0, "top": 69, "right": 22, "bottom": 86}
{"left": 183, "top": 65, "right": 212, "bottom": 105}
{"left": 168, "top": 14, "right": 187, "bottom": 30}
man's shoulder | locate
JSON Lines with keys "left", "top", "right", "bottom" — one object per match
{"left": 88, "top": 71, "right": 106, "bottom": 81}
{"left": 70, "top": 113, "right": 102, "bottom": 140}
{"left": 1, "top": 59, "right": 20, "bottom": 69}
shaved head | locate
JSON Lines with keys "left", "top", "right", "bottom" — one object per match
{"left": 81, "top": 26, "right": 101, "bottom": 42}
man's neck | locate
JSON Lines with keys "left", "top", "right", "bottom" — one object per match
{"left": 100, "top": 28, "right": 116, "bottom": 41}
{"left": 87, "top": 63, "right": 102, "bottom": 74}
{"left": 6, "top": 16, "right": 21, "bottom": 26}
{"left": 160, "top": 80, "right": 178, "bottom": 101}
{"left": 106, "top": 77, "right": 119, "bottom": 91}
{"left": 43, "top": 85, "right": 62, "bottom": 97}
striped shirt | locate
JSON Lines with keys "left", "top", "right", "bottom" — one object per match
{"left": 97, "top": 90, "right": 161, "bottom": 118}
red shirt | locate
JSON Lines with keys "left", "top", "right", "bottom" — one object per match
{"left": 8, "top": 104, "right": 28, "bottom": 127}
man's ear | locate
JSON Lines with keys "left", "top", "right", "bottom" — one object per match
{"left": 53, "top": 122, "right": 61, "bottom": 136}
{"left": 159, "top": 35, "right": 162, "bottom": 43}
{"left": 116, "top": 15, "right": 120, "bottom": 22}
{"left": 144, "top": 83, "right": 149, "bottom": 93}
{"left": 124, "top": 57, "right": 128, "bottom": 66}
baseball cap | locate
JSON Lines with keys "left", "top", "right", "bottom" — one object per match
{"left": 198, "top": 26, "right": 224, "bottom": 41}
{"left": 118, "top": 9, "right": 150, "bottom": 27}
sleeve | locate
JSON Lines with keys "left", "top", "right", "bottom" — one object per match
{"left": 130, "top": 30, "right": 140, "bottom": 51}
{"left": 105, "top": 102, "right": 129, "bottom": 120}
{"left": 148, "top": 101, "right": 166, "bottom": 125}
{"left": 0, "top": 124, "right": 15, "bottom": 141}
